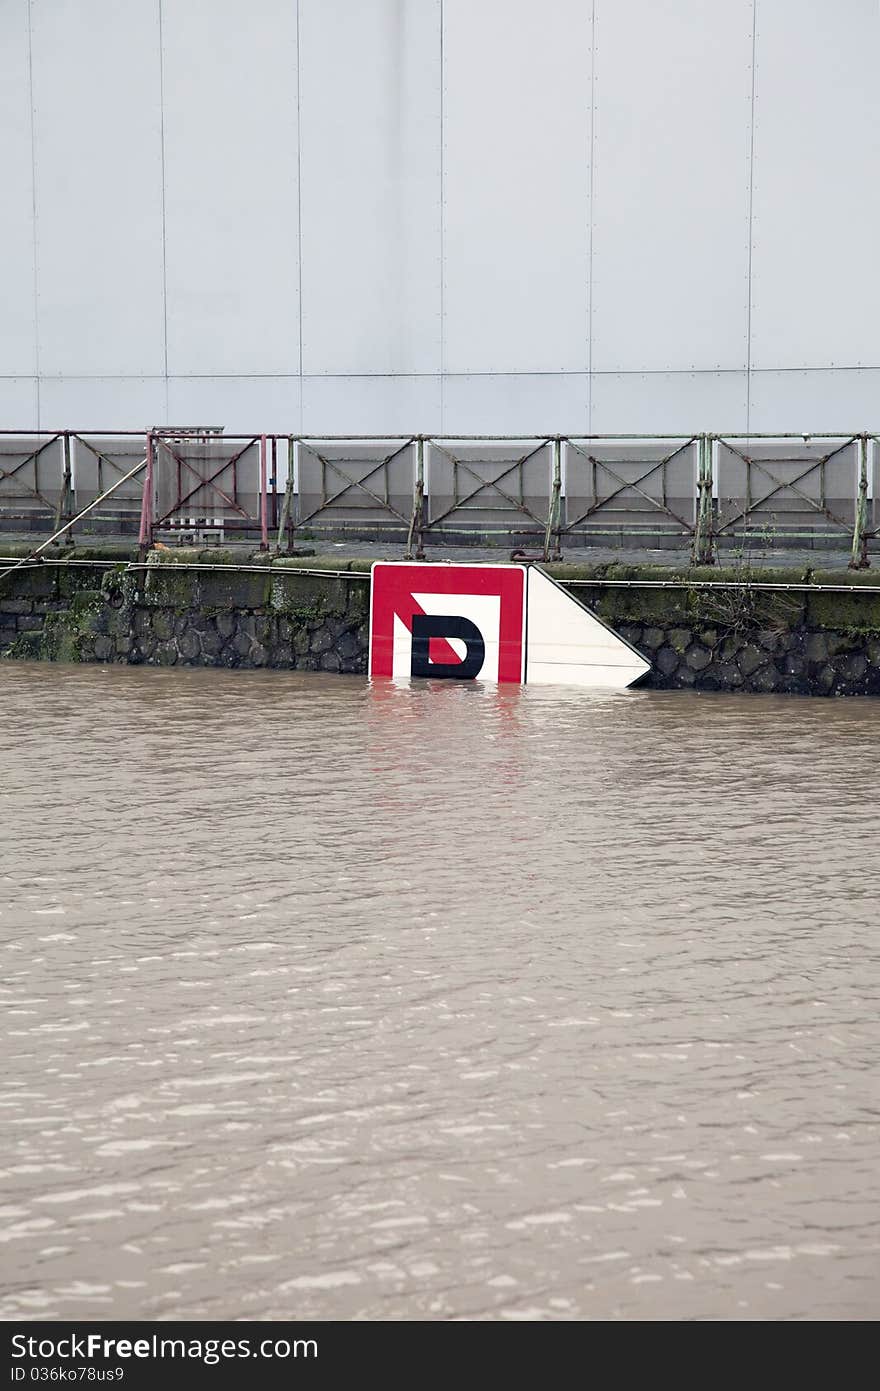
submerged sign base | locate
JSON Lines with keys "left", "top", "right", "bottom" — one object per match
{"left": 369, "top": 562, "right": 650, "bottom": 689}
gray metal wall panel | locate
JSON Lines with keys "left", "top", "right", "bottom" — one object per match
{"left": 591, "top": 0, "right": 752, "bottom": 374}
{"left": 0, "top": 1, "right": 36, "bottom": 377}
{"left": 162, "top": 0, "right": 300, "bottom": 377}
{"left": 301, "top": 376, "right": 441, "bottom": 435}
{"left": 749, "top": 0, "right": 880, "bottom": 371}
{"left": 748, "top": 370, "right": 880, "bottom": 434}
{"left": 299, "top": 0, "right": 441, "bottom": 376}
{"left": 591, "top": 372, "right": 749, "bottom": 435}
{"left": 29, "top": 0, "right": 165, "bottom": 378}
{"left": 165, "top": 377, "right": 301, "bottom": 435}
{"left": 38, "top": 379, "right": 167, "bottom": 433}
{"left": 442, "top": 375, "right": 589, "bottom": 435}
{"left": 0, "top": 2, "right": 878, "bottom": 438}
{"left": 0, "top": 381, "right": 38, "bottom": 431}
{"left": 442, "top": 0, "right": 591, "bottom": 374}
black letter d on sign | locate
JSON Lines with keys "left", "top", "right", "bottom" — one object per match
{"left": 411, "top": 615, "right": 485, "bottom": 679}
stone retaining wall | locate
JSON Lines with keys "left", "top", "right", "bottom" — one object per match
{"left": 0, "top": 551, "right": 371, "bottom": 674}
{"left": 3, "top": 551, "right": 880, "bottom": 697}
{"left": 613, "top": 619, "right": 880, "bottom": 697}
{"left": 563, "top": 565, "right": 880, "bottom": 698}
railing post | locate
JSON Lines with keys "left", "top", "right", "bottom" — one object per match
{"left": 691, "top": 432, "right": 715, "bottom": 566}
{"left": 543, "top": 436, "right": 563, "bottom": 562}
{"left": 137, "top": 430, "right": 154, "bottom": 556}
{"left": 405, "top": 436, "right": 426, "bottom": 560}
{"left": 276, "top": 435, "right": 297, "bottom": 552}
{"left": 849, "top": 432, "right": 870, "bottom": 569}
{"left": 55, "top": 430, "right": 73, "bottom": 539}
{"left": 259, "top": 433, "right": 269, "bottom": 551}
{"left": 270, "top": 435, "right": 278, "bottom": 532}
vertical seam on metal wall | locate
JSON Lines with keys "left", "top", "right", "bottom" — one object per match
{"left": 746, "top": 0, "right": 759, "bottom": 435}
{"left": 296, "top": 0, "right": 304, "bottom": 429}
{"left": 439, "top": 0, "right": 446, "bottom": 433}
{"left": 587, "top": 1, "right": 597, "bottom": 432}
{"left": 26, "top": 0, "right": 40, "bottom": 427}
{"left": 158, "top": 0, "right": 169, "bottom": 420}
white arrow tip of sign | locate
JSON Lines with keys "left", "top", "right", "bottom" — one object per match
{"left": 526, "top": 568, "right": 651, "bottom": 689}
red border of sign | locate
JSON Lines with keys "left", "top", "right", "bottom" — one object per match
{"left": 369, "top": 563, "right": 527, "bottom": 682}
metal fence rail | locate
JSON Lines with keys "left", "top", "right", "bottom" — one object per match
{"left": 562, "top": 436, "right": 699, "bottom": 539}
{"left": 0, "top": 430, "right": 148, "bottom": 533}
{"left": 149, "top": 430, "right": 264, "bottom": 543}
{"left": 0, "top": 433, "right": 67, "bottom": 526}
{"left": 423, "top": 437, "right": 555, "bottom": 535}
{"left": 0, "top": 429, "right": 877, "bottom": 565}
{"left": 715, "top": 435, "right": 858, "bottom": 535}
{"left": 73, "top": 433, "right": 148, "bottom": 516}
{"left": 294, "top": 436, "right": 417, "bottom": 534}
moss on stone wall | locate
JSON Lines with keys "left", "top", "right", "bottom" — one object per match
{"left": 0, "top": 565, "right": 56, "bottom": 601}
{"left": 805, "top": 589, "right": 880, "bottom": 635}
{"left": 0, "top": 542, "right": 138, "bottom": 562}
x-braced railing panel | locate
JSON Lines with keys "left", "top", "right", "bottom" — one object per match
{"left": 714, "top": 435, "right": 860, "bottom": 535}
{"left": 562, "top": 436, "right": 699, "bottom": 536}
{"left": 72, "top": 434, "right": 150, "bottom": 514}
{"left": 0, "top": 433, "right": 66, "bottom": 519}
{"left": 295, "top": 438, "right": 417, "bottom": 529}
{"left": 152, "top": 435, "right": 263, "bottom": 529}
{"left": 423, "top": 438, "right": 554, "bottom": 534}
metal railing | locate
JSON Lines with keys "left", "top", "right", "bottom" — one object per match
{"left": 0, "top": 430, "right": 149, "bottom": 531}
{"left": 1, "top": 429, "right": 877, "bottom": 565}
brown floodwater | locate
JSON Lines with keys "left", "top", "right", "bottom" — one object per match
{"left": 1, "top": 662, "right": 878, "bottom": 1321}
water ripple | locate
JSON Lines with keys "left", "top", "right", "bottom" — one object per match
{"left": 1, "top": 663, "right": 878, "bottom": 1319}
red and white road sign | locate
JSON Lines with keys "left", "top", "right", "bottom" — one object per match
{"left": 369, "top": 562, "right": 526, "bottom": 683}
{"left": 368, "top": 562, "right": 651, "bottom": 689}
